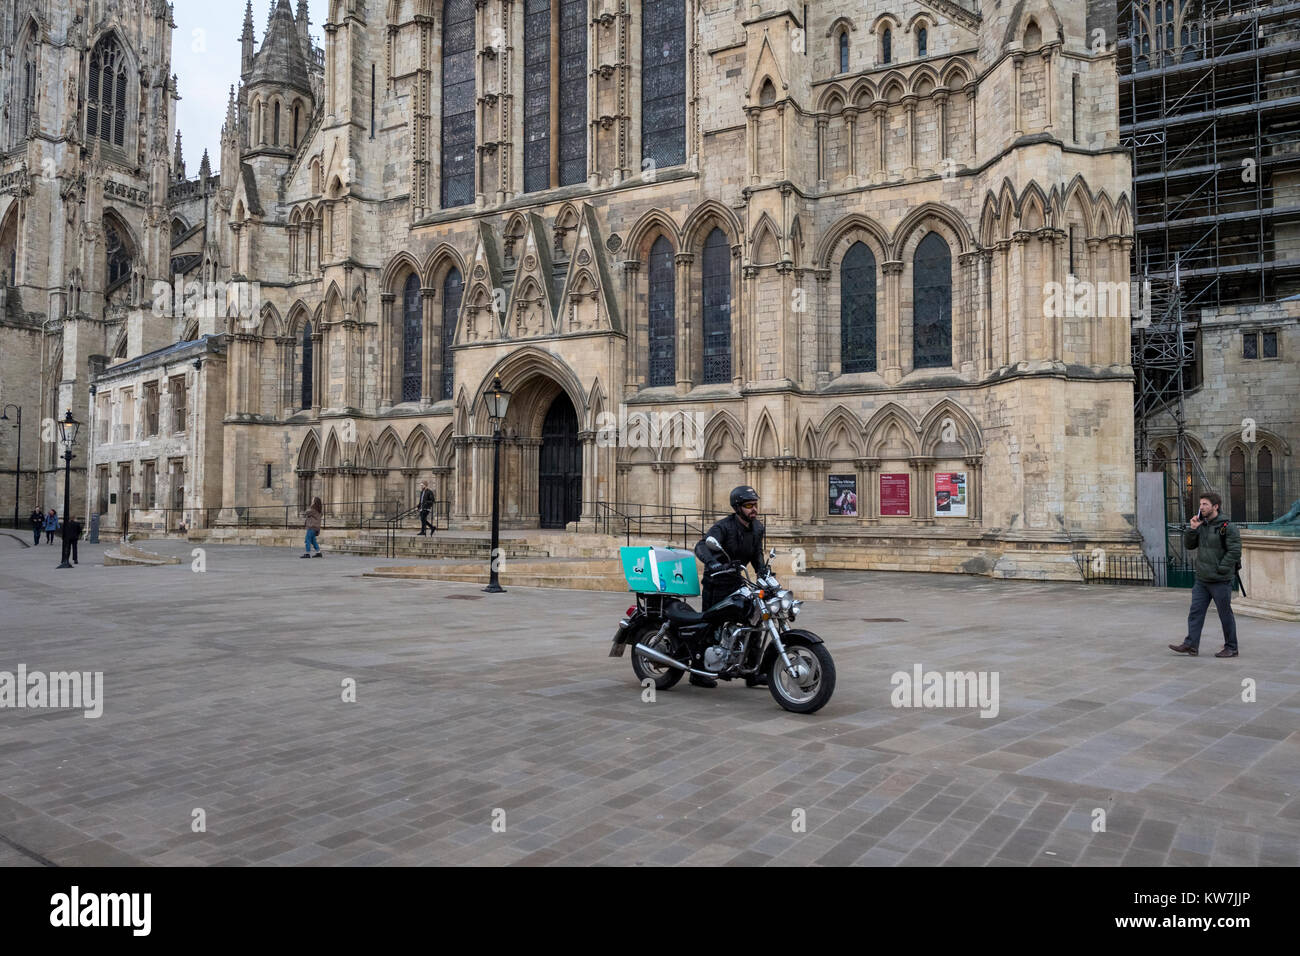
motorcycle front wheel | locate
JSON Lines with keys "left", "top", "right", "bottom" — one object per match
{"left": 768, "top": 638, "right": 835, "bottom": 714}
{"left": 629, "top": 623, "right": 685, "bottom": 690}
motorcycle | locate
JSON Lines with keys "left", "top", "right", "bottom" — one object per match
{"left": 609, "top": 536, "right": 836, "bottom": 714}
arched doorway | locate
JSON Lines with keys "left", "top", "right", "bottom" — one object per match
{"left": 539, "top": 393, "right": 581, "bottom": 528}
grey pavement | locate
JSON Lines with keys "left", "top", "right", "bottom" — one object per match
{"left": 1, "top": 534, "right": 1298, "bottom": 866}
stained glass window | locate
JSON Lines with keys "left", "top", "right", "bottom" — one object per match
{"left": 88, "top": 35, "right": 128, "bottom": 147}
{"left": 523, "top": 0, "right": 551, "bottom": 193}
{"left": 441, "top": 0, "right": 476, "bottom": 208}
{"left": 1258, "top": 446, "right": 1274, "bottom": 522}
{"left": 442, "top": 268, "right": 463, "bottom": 400}
{"left": 701, "top": 228, "right": 731, "bottom": 384}
{"left": 912, "top": 232, "right": 952, "bottom": 369}
{"left": 1229, "top": 447, "right": 1246, "bottom": 519}
{"left": 559, "top": 0, "right": 587, "bottom": 186}
{"left": 402, "top": 273, "right": 423, "bottom": 402}
{"left": 642, "top": 0, "right": 686, "bottom": 169}
{"left": 648, "top": 236, "right": 676, "bottom": 387}
{"left": 841, "top": 242, "right": 877, "bottom": 374}
{"left": 105, "top": 220, "right": 132, "bottom": 287}
{"left": 300, "top": 321, "right": 313, "bottom": 410}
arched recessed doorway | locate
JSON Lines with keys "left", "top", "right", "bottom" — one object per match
{"left": 539, "top": 393, "right": 581, "bottom": 528}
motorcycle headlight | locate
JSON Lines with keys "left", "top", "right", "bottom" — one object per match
{"left": 780, "top": 597, "right": 792, "bottom": 612}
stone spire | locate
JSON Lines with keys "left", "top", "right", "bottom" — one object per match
{"left": 198, "top": 149, "right": 211, "bottom": 181}
{"left": 296, "top": 0, "right": 311, "bottom": 61}
{"left": 173, "top": 130, "right": 185, "bottom": 180}
{"left": 241, "top": 1, "right": 256, "bottom": 75}
{"left": 245, "top": 0, "right": 312, "bottom": 96}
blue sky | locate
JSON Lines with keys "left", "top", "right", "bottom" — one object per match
{"left": 172, "top": 0, "right": 329, "bottom": 176}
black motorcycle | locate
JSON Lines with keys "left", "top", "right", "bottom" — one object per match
{"left": 609, "top": 536, "right": 836, "bottom": 714}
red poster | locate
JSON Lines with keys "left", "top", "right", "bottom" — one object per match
{"left": 880, "top": 473, "right": 910, "bottom": 516}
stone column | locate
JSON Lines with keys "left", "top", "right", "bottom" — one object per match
{"left": 1012, "top": 54, "right": 1024, "bottom": 137}
{"left": 872, "top": 103, "right": 887, "bottom": 182}
{"left": 1042, "top": 49, "right": 1053, "bottom": 131}
{"left": 615, "top": 462, "right": 631, "bottom": 511}
{"left": 674, "top": 252, "right": 694, "bottom": 392}
{"left": 1115, "top": 238, "right": 1133, "bottom": 367}
{"left": 964, "top": 454, "right": 984, "bottom": 523}
{"left": 808, "top": 458, "right": 829, "bottom": 526}
{"left": 694, "top": 460, "right": 717, "bottom": 515}
{"left": 910, "top": 455, "right": 934, "bottom": 526}
{"left": 842, "top": 108, "right": 858, "bottom": 187}
{"left": 622, "top": 259, "right": 641, "bottom": 390}
{"left": 958, "top": 251, "right": 980, "bottom": 374}
{"left": 882, "top": 260, "right": 904, "bottom": 384}
{"left": 858, "top": 457, "right": 880, "bottom": 526}
{"left": 1009, "top": 232, "right": 1031, "bottom": 367}
{"left": 815, "top": 268, "right": 831, "bottom": 386}
{"left": 965, "top": 83, "right": 978, "bottom": 162}
{"left": 935, "top": 91, "right": 949, "bottom": 166}
{"left": 420, "top": 286, "right": 435, "bottom": 404}
{"left": 652, "top": 461, "right": 674, "bottom": 509}
{"left": 902, "top": 94, "right": 918, "bottom": 179}
{"left": 746, "top": 107, "right": 759, "bottom": 184}
{"left": 379, "top": 292, "right": 395, "bottom": 408}
{"left": 816, "top": 117, "right": 828, "bottom": 188}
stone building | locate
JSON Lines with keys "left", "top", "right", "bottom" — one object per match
{"left": 0, "top": 1, "right": 178, "bottom": 523}
{"left": 188, "top": 0, "right": 1140, "bottom": 575}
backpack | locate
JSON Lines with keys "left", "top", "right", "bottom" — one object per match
{"left": 1217, "top": 522, "right": 1242, "bottom": 572}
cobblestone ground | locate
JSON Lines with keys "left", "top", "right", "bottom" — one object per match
{"left": 1, "top": 536, "right": 1297, "bottom": 866}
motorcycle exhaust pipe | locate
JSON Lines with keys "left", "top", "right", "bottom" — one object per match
{"left": 632, "top": 643, "right": 719, "bottom": 680}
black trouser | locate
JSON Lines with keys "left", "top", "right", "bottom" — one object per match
{"left": 60, "top": 538, "right": 78, "bottom": 564}
{"left": 419, "top": 510, "right": 435, "bottom": 534}
{"left": 46, "top": 530, "right": 55, "bottom": 544}
{"left": 1187, "top": 579, "right": 1238, "bottom": 651}
{"left": 32, "top": 528, "right": 40, "bottom": 545}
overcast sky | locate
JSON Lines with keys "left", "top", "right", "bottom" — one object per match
{"left": 172, "top": 0, "right": 329, "bottom": 177}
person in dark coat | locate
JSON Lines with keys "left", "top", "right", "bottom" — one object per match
{"left": 61, "top": 516, "right": 83, "bottom": 566}
{"left": 1170, "top": 491, "right": 1242, "bottom": 658}
{"left": 29, "top": 508, "right": 44, "bottom": 546}
{"left": 691, "top": 485, "right": 768, "bottom": 689}
{"left": 417, "top": 480, "right": 436, "bottom": 535}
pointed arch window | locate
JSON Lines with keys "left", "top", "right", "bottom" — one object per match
{"left": 841, "top": 242, "right": 877, "bottom": 374}
{"left": 440, "top": 0, "right": 476, "bottom": 208}
{"left": 642, "top": 0, "right": 686, "bottom": 170}
{"left": 1257, "top": 446, "right": 1274, "bottom": 522}
{"left": 523, "top": 0, "right": 552, "bottom": 193}
{"left": 293, "top": 103, "right": 301, "bottom": 147}
{"left": 558, "top": 0, "right": 587, "bottom": 186}
{"left": 881, "top": 28, "right": 892, "bottom": 65}
{"left": 701, "top": 228, "right": 731, "bottom": 384}
{"left": 273, "top": 102, "right": 281, "bottom": 146}
{"left": 442, "top": 268, "right": 463, "bottom": 400}
{"left": 917, "top": 27, "right": 928, "bottom": 57}
{"left": 912, "top": 232, "right": 952, "bottom": 369}
{"left": 105, "top": 218, "right": 133, "bottom": 289}
{"left": 647, "top": 236, "right": 676, "bottom": 387}
{"left": 1229, "top": 447, "right": 1246, "bottom": 519}
{"left": 838, "top": 31, "right": 849, "bottom": 74}
{"left": 87, "top": 34, "right": 129, "bottom": 148}
{"left": 300, "top": 321, "right": 314, "bottom": 410}
{"left": 12, "top": 32, "right": 36, "bottom": 147}
{"left": 402, "top": 273, "right": 423, "bottom": 403}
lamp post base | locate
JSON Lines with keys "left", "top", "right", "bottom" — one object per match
{"left": 483, "top": 581, "right": 506, "bottom": 593}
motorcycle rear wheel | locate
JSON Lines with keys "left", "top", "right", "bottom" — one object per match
{"left": 629, "top": 624, "right": 685, "bottom": 690}
{"left": 768, "top": 639, "right": 835, "bottom": 714}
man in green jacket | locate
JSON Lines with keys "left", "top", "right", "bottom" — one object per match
{"left": 1169, "top": 491, "right": 1241, "bottom": 658}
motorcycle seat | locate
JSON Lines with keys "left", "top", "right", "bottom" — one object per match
{"left": 663, "top": 601, "right": 705, "bottom": 625}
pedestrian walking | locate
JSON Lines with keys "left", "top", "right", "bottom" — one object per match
{"left": 1169, "top": 491, "right": 1241, "bottom": 659}
{"left": 302, "top": 496, "right": 323, "bottom": 558}
{"left": 417, "top": 480, "right": 436, "bottom": 535}
{"left": 29, "top": 508, "right": 43, "bottom": 546}
{"left": 44, "top": 508, "right": 58, "bottom": 544}
{"left": 61, "top": 515, "right": 83, "bottom": 566}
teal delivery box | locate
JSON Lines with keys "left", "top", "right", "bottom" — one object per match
{"left": 619, "top": 547, "right": 700, "bottom": 596}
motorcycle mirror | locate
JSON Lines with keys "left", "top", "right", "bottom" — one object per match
{"left": 705, "top": 536, "right": 724, "bottom": 552}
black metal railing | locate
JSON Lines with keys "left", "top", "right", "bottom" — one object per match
{"left": 589, "top": 502, "right": 727, "bottom": 548}
{"left": 1074, "top": 552, "right": 1206, "bottom": 588}
{"left": 120, "top": 500, "right": 429, "bottom": 532}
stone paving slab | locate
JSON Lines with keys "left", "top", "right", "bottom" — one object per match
{"left": 0, "top": 536, "right": 1297, "bottom": 866}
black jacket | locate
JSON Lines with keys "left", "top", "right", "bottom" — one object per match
{"left": 695, "top": 512, "right": 767, "bottom": 604}
{"left": 418, "top": 488, "right": 435, "bottom": 511}
{"left": 29, "top": 511, "right": 43, "bottom": 531}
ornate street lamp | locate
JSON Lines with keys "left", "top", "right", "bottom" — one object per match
{"left": 0, "top": 404, "right": 20, "bottom": 529}
{"left": 56, "top": 409, "right": 80, "bottom": 569}
{"left": 482, "top": 375, "right": 511, "bottom": 593}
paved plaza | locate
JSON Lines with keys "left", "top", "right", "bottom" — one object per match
{"left": 1, "top": 534, "right": 1298, "bottom": 867}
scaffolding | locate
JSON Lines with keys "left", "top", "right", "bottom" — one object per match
{"left": 1121, "top": 0, "right": 1300, "bottom": 553}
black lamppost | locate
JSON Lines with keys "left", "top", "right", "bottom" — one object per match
{"left": 55, "top": 409, "right": 80, "bottom": 570}
{"left": 0, "top": 403, "right": 19, "bottom": 528}
{"left": 482, "top": 375, "right": 511, "bottom": 593}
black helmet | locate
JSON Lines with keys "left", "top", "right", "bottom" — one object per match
{"left": 730, "top": 485, "right": 759, "bottom": 512}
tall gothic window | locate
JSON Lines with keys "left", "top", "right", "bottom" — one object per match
{"left": 442, "top": 268, "right": 463, "bottom": 400}
{"left": 440, "top": 0, "right": 476, "bottom": 208}
{"left": 1257, "top": 446, "right": 1274, "bottom": 522}
{"left": 87, "top": 34, "right": 129, "bottom": 148}
{"left": 917, "top": 27, "right": 928, "bottom": 57}
{"left": 11, "top": 33, "right": 35, "bottom": 147}
{"left": 523, "top": 0, "right": 551, "bottom": 193}
{"left": 300, "top": 321, "right": 314, "bottom": 410}
{"left": 558, "top": 0, "right": 587, "bottom": 186}
{"left": 642, "top": 0, "right": 686, "bottom": 170}
{"left": 841, "top": 242, "right": 877, "bottom": 374}
{"left": 838, "top": 31, "right": 849, "bottom": 74}
{"left": 912, "top": 232, "right": 952, "bottom": 369}
{"left": 881, "top": 28, "right": 892, "bottom": 65}
{"left": 273, "top": 102, "right": 281, "bottom": 146}
{"left": 105, "top": 218, "right": 132, "bottom": 288}
{"left": 402, "top": 273, "right": 423, "bottom": 403}
{"left": 647, "top": 236, "right": 675, "bottom": 387}
{"left": 1229, "top": 447, "right": 1246, "bottom": 519}
{"left": 701, "top": 228, "right": 731, "bottom": 384}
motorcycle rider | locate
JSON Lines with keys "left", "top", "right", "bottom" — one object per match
{"left": 691, "top": 485, "right": 768, "bottom": 689}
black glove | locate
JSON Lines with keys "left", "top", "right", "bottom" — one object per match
{"left": 706, "top": 561, "right": 726, "bottom": 576}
